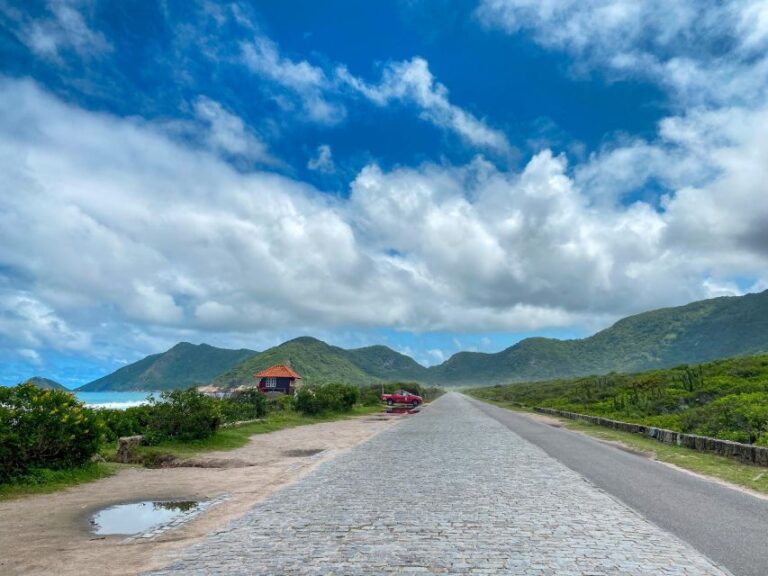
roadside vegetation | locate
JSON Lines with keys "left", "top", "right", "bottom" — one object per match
{"left": 469, "top": 354, "right": 768, "bottom": 445}
{"left": 1, "top": 381, "right": 442, "bottom": 499}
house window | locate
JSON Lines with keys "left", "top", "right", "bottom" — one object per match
{"left": 265, "top": 377, "right": 277, "bottom": 388}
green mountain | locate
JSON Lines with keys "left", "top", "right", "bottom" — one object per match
{"left": 78, "top": 342, "right": 257, "bottom": 391}
{"left": 211, "top": 337, "right": 423, "bottom": 388}
{"left": 345, "top": 345, "right": 429, "bottom": 382}
{"left": 429, "top": 290, "right": 768, "bottom": 386}
{"left": 20, "top": 376, "right": 69, "bottom": 390}
{"left": 74, "top": 290, "right": 768, "bottom": 391}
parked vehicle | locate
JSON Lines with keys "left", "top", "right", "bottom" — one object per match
{"left": 381, "top": 389, "right": 423, "bottom": 407}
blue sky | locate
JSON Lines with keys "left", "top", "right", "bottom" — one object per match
{"left": 1, "top": 0, "right": 767, "bottom": 387}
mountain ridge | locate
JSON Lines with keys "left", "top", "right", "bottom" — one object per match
{"left": 77, "top": 342, "right": 257, "bottom": 391}
{"left": 73, "top": 290, "right": 768, "bottom": 390}
{"left": 18, "top": 376, "right": 69, "bottom": 390}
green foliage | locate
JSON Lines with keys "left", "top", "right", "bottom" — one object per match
{"left": 294, "top": 382, "right": 359, "bottom": 415}
{"left": 220, "top": 388, "right": 268, "bottom": 422}
{"left": 144, "top": 388, "right": 221, "bottom": 444}
{"left": 98, "top": 405, "right": 154, "bottom": 443}
{"left": 266, "top": 394, "right": 295, "bottom": 412}
{"left": 344, "top": 346, "right": 429, "bottom": 381}
{"left": 0, "top": 462, "right": 118, "bottom": 501}
{"left": 679, "top": 393, "right": 768, "bottom": 444}
{"left": 213, "top": 337, "right": 379, "bottom": 389}
{"left": 469, "top": 353, "right": 768, "bottom": 445}
{"left": 0, "top": 384, "right": 103, "bottom": 482}
{"left": 79, "top": 342, "right": 256, "bottom": 391}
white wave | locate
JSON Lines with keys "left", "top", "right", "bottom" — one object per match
{"left": 86, "top": 400, "right": 150, "bottom": 410}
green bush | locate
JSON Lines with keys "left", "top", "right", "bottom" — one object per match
{"left": 144, "top": 388, "right": 221, "bottom": 444}
{"left": 0, "top": 384, "right": 103, "bottom": 482}
{"left": 98, "top": 405, "right": 154, "bottom": 443}
{"left": 294, "top": 383, "right": 359, "bottom": 415}
{"left": 679, "top": 392, "right": 768, "bottom": 444}
{"left": 266, "top": 394, "right": 295, "bottom": 412}
{"left": 220, "top": 389, "right": 268, "bottom": 423}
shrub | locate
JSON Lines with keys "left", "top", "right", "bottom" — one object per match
{"left": 0, "top": 384, "right": 103, "bottom": 482}
{"left": 267, "top": 394, "right": 295, "bottom": 412}
{"left": 220, "top": 389, "right": 268, "bottom": 423}
{"left": 144, "top": 388, "right": 221, "bottom": 444}
{"left": 98, "top": 405, "right": 154, "bottom": 443}
{"left": 294, "top": 383, "right": 359, "bottom": 415}
{"left": 679, "top": 392, "right": 768, "bottom": 444}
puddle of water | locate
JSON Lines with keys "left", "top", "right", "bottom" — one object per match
{"left": 283, "top": 448, "right": 325, "bottom": 457}
{"left": 90, "top": 500, "right": 198, "bottom": 535}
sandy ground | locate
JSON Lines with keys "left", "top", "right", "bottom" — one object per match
{"left": 0, "top": 412, "right": 400, "bottom": 576}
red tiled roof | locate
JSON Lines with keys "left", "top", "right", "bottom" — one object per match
{"left": 255, "top": 364, "right": 302, "bottom": 379}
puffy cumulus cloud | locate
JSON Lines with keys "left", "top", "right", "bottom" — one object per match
{"left": 3, "top": 0, "right": 111, "bottom": 62}
{"left": 0, "top": 77, "right": 766, "bottom": 366}
{"left": 338, "top": 58, "right": 512, "bottom": 155}
{"left": 475, "top": 0, "right": 768, "bottom": 106}
{"left": 241, "top": 36, "right": 346, "bottom": 124}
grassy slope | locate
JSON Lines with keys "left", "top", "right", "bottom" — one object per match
{"left": 80, "top": 342, "right": 257, "bottom": 391}
{"left": 0, "top": 463, "right": 121, "bottom": 501}
{"left": 211, "top": 337, "right": 427, "bottom": 389}
{"left": 433, "top": 290, "right": 768, "bottom": 385}
{"left": 344, "top": 345, "right": 429, "bottom": 381}
{"left": 468, "top": 353, "right": 768, "bottom": 444}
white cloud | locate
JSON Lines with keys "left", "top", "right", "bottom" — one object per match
{"left": 476, "top": 0, "right": 768, "bottom": 106}
{"left": 239, "top": 34, "right": 510, "bottom": 154}
{"left": 241, "top": 36, "right": 346, "bottom": 124}
{"left": 9, "top": 0, "right": 111, "bottom": 62}
{"left": 17, "top": 348, "right": 43, "bottom": 366}
{"left": 193, "top": 96, "right": 275, "bottom": 164}
{"left": 339, "top": 57, "right": 512, "bottom": 155}
{"left": 0, "top": 290, "right": 90, "bottom": 352}
{"left": 426, "top": 349, "right": 446, "bottom": 364}
{"left": 307, "top": 144, "right": 335, "bottom": 173}
{"left": 0, "top": 77, "right": 766, "bottom": 366}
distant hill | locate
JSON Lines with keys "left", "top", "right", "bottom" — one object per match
{"left": 78, "top": 342, "right": 257, "bottom": 391}
{"left": 211, "top": 337, "right": 425, "bottom": 388}
{"left": 429, "top": 290, "right": 768, "bottom": 386}
{"left": 20, "top": 376, "right": 69, "bottom": 390}
{"left": 345, "top": 345, "right": 429, "bottom": 382}
{"left": 74, "top": 290, "right": 768, "bottom": 391}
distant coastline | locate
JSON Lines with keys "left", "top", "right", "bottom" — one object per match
{"left": 73, "top": 391, "right": 156, "bottom": 409}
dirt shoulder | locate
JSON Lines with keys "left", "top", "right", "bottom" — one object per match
{"left": 0, "top": 412, "right": 400, "bottom": 576}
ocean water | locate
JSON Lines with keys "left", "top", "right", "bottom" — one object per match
{"left": 74, "top": 391, "right": 156, "bottom": 409}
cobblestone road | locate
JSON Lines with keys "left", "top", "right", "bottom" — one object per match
{"left": 149, "top": 393, "right": 731, "bottom": 575}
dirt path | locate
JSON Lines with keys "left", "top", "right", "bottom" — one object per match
{"left": 0, "top": 412, "right": 400, "bottom": 576}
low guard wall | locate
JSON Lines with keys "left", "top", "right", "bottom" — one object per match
{"left": 534, "top": 407, "right": 768, "bottom": 467}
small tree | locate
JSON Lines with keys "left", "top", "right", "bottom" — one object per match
{"left": 0, "top": 384, "right": 102, "bottom": 481}
{"left": 145, "top": 388, "right": 221, "bottom": 443}
{"left": 221, "top": 388, "right": 268, "bottom": 422}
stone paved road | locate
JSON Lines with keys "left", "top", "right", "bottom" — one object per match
{"left": 149, "top": 393, "right": 731, "bottom": 575}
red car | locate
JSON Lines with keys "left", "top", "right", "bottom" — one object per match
{"left": 381, "top": 389, "right": 423, "bottom": 407}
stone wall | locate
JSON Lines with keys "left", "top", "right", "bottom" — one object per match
{"left": 534, "top": 407, "right": 768, "bottom": 467}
